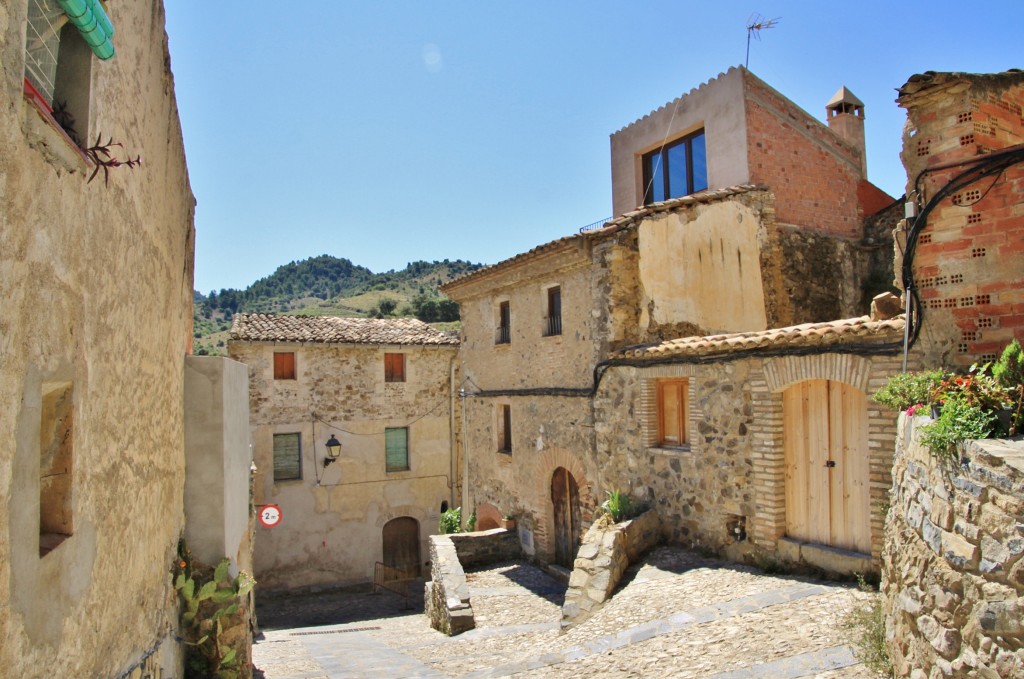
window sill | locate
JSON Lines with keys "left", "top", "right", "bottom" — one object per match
{"left": 496, "top": 449, "right": 512, "bottom": 455}
{"left": 649, "top": 444, "right": 692, "bottom": 454}
{"left": 22, "top": 80, "right": 92, "bottom": 173}
{"left": 386, "top": 467, "right": 411, "bottom": 474}
{"left": 40, "top": 532, "right": 72, "bottom": 557}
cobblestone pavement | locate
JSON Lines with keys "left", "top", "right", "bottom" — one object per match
{"left": 253, "top": 547, "right": 884, "bottom": 678}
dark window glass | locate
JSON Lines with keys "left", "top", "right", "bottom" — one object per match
{"left": 642, "top": 129, "right": 707, "bottom": 204}
{"left": 666, "top": 143, "right": 690, "bottom": 201}
{"left": 691, "top": 133, "right": 708, "bottom": 193}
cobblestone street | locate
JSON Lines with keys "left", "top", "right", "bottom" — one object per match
{"left": 253, "top": 547, "right": 884, "bottom": 678}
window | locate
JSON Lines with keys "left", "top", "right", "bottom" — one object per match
{"left": 274, "top": 352, "right": 296, "bottom": 380}
{"left": 498, "top": 404, "right": 512, "bottom": 453}
{"left": 495, "top": 301, "right": 511, "bottom": 344}
{"left": 385, "top": 427, "right": 409, "bottom": 472}
{"left": 642, "top": 130, "right": 708, "bottom": 204}
{"left": 24, "top": 0, "right": 112, "bottom": 147}
{"left": 657, "top": 379, "right": 689, "bottom": 447}
{"left": 273, "top": 433, "right": 301, "bottom": 481}
{"left": 544, "top": 286, "right": 562, "bottom": 337}
{"left": 39, "top": 381, "right": 74, "bottom": 557}
{"left": 384, "top": 353, "right": 406, "bottom": 382}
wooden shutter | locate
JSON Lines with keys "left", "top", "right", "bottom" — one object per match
{"left": 499, "top": 404, "right": 512, "bottom": 452}
{"left": 657, "top": 379, "right": 687, "bottom": 445}
{"left": 385, "top": 353, "right": 405, "bottom": 382}
{"left": 273, "top": 433, "right": 301, "bottom": 480}
{"left": 274, "top": 352, "right": 296, "bottom": 380}
{"left": 385, "top": 427, "right": 409, "bottom": 471}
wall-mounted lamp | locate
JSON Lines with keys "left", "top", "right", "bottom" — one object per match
{"left": 323, "top": 434, "right": 342, "bottom": 468}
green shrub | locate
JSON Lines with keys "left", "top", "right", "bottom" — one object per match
{"left": 601, "top": 489, "right": 638, "bottom": 523}
{"left": 872, "top": 369, "right": 948, "bottom": 411}
{"left": 919, "top": 394, "right": 998, "bottom": 460}
{"left": 993, "top": 339, "right": 1024, "bottom": 389}
{"left": 439, "top": 507, "right": 462, "bottom": 534}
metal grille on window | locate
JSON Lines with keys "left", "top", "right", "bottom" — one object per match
{"left": 385, "top": 428, "right": 409, "bottom": 471}
{"left": 25, "top": 0, "right": 66, "bottom": 103}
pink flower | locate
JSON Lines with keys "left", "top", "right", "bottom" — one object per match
{"left": 906, "top": 403, "right": 924, "bottom": 416}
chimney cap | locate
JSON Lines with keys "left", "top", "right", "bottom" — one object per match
{"left": 826, "top": 86, "right": 865, "bottom": 110}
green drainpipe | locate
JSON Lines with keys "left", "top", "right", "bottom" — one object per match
{"left": 56, "top": 0, "right": 115, "bottom": 60}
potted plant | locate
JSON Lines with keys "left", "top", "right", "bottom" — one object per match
{"left": 501, "top": 515, "right": 516, "bottom": 530}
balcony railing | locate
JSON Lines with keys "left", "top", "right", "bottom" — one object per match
{"left": 543, "top": 315, "right": 562, "bottom": 337}
{"left": 578, "top": 216, "right": 613, "bottom": 233}
{"left": 495, "top": 326, "right": 510, "bottom": 344}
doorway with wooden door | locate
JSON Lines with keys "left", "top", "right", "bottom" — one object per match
{"left": 783, "top": 379, "right": 870, "bottom": 554}
{"left": 551, "top": 466, "right": 581, "bottom": 567}
{"left": 382, "top": 516, "right": 421, "bottom": 576}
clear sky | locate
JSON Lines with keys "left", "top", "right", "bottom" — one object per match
{"left": 163, "top": 1, "right": 1022, "bottom": 295}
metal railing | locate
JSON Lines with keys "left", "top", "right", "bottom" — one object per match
{"left": 495, "top": 326, "right": 511, "bottom": 344}
{"left": 543, "top": 315, "right": 562, "bottom": 337}
{"left": 373, "top": 561, "right": 420, "bottom": 609}
{"left": 578, "top": 216, "right": 613, "bottom": 233}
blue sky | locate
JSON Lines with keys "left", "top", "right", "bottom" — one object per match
{"left": 163, "top": 1, "right": 1022, "bottom": 294}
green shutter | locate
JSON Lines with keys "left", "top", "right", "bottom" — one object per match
{"left": 385, "top": 428, "right": 408, "bottom": 472}
{"left": 273, "top": 433, "right": 301, "bottom": 481}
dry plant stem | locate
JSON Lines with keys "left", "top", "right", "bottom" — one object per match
{"left": 84, "top": 134, "right": 141, "bottom": 184}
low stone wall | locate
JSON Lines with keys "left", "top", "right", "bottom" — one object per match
{"left": 562, "top": 509, "right": 661, "bottom": 628}
{"left": 425, "top": 528, "right": 524, "bottom": 636}
{"left": 883, "top": 414, "right": 1024, "bottom": 677}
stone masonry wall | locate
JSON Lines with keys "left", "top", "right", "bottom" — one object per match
{"left": 883, "top": 414, "right": 1024, "bottom": 677}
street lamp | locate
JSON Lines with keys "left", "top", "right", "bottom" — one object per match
{"left": 323, "top": 434, "right": 342, "bottom": 468}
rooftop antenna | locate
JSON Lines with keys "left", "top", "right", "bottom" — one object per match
{"left": 745, "top": 13, "right": 780, "bottom": 69}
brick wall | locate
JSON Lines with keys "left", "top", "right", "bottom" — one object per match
{"left": 745, "top": 76, "right": 865, "bottom": 239}
{"left": 897, "top": 72, "right": 1024, "bottom": 369}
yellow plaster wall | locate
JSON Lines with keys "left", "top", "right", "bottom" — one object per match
{"left": 638, "top": 201, "right": 768, "bottom": 335}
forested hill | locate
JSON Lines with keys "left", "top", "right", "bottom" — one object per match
{"left": 192, "top": 255, "right": 483, "bottom": 355}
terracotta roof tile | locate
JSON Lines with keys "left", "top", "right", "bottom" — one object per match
{"left": 229, "top": 313, "right": 459, "bottom": 346}
{"left": 614, "top": 315, "right": 905, "bottom": 360}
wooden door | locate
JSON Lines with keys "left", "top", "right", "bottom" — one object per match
{"left": 551, "top": 467, "right": 581, "bottom": 567}
{"left": 783, "top": 380, "right": 870, "bottom": 553}
{"left": 382, "top": 517, "right": 420, "bottom": 575}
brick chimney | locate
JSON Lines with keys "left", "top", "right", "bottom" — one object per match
{"left": 826, "top": 86, "right": 866, "bottom": 178}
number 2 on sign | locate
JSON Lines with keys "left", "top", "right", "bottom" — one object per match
{"left": 259, "top": 504, "right": 282, "bottom": 528}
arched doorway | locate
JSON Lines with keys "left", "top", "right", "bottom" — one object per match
{"left": 783, "top": 380, "right": 870, "bottom": 553}
{"left": 382, "top": 517, "right": 421, "bottom": 576}
{"left": 551, "top": 467, "right": 581, "bottom": 567}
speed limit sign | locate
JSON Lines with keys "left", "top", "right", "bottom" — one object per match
{"left": 258, "top": 504, "right": 282, "bottom": 528}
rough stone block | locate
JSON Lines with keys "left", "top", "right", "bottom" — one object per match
{"left": 979, "top": 601, "right": 1023, "bottom": 635}
{"left": 929, "top": 497, "right": 954, "bottom": 531}
{"left": 922, "top": 519, "right": 943, "bottom": 555}
{"left": 576, "top": 542, "right": 599, "bottom": 561}
{"left": 942, "top": 531, "right": 980, "bottom": 570}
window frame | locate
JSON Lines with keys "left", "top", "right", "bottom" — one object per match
{"left": 272, "top": 432, "right": 302, "bottom": 482}
{"left": 385, "top": 427, "right": 410, "bottom": 472}
{"left": 497, "top": 404, "right": 512, "bottom": 453}
{"left": 384, "top": 352, "right": 406, "bottom": 383}
{"left": 642, "top": 129, "right": 707, "bottom": 205}
{"left": 495, "top": 300, "right": 511, "bottom": 345}
{"left": 543, "top": 286, "right": 562, "bottom": 337}
{"left": 656, "top": 379, "right": 689, "bottom": 448}
{"left": 273, "top": 351, "right": 296, "bottom": 380}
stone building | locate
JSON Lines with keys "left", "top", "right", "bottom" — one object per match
{"left": 442, "top": 67, "right": 901, "bottom": 571}
{"left": 229, "top": 314, "right": 460, "bottom": 590}
{"left": 1, "top": 0, "right": 249, "bottom": 676}
{"left": 881, "top": 70, "right": 1024, "bottom": 678}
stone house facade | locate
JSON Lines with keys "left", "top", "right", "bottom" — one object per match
{"left": 0, "top": 0, "right": 246, "bottom": 676}
{"left": 229, "top": 314, "right": 459, "bottom": 590}
{"left": 443, "top": 68, "right": 900, "bottom": 571}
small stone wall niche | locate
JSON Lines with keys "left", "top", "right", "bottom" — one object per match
{"left": 883, "top": 414, "right": 1024, "bottom": 678}
{"left": 561, "top": 509, "right": 661, "bottom": 629}
{"left": 425, "top": 528, "right": 523, "bottom": 636}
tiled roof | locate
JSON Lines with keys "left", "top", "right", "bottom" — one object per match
{"left": 898, "top": 70, "right": 1024, "bottom": 100}
{"left": 442, "top": 185, "right": 766, "bottom": 292}
{"left": 613, "top": 315, "right": 905, "bottom": 360}
{"left": 229, "top": 313, "right": 459, "bottom": 346}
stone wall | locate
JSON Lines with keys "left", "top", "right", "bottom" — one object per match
{"left": 883, "top": 414, "right": 1024, "bottom": 677}
{"left": 229, "top": 341, "right": 457, "bottom": 589}
{"left": 425, "top": 528, "right": 523, "bottom": 636}
{"left": 594, "top": 351, "right": 903, "bottom": 571}
{"left": 562, "top": 509, "right": 661, "bottom": 628}
{"left": 0, "top": 0, "right": 195, "bottom": 676}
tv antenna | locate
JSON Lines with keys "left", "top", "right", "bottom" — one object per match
{"left": 746, "top": 14, "right": 780, "bottom": 68}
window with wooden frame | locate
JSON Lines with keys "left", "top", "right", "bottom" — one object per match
{"left": 273, "top": 351, "right": 296, "bottom": 380}
{"left": 384, "top": 353, "right": 406, "bottom": 382}
{"left": 497, "top": 404, "right": 512, "bottom": 453}
{"left": 543, "top": 286, "right": 562, "bottom": 337}
{"left": 272, "top": 433, "right": 302, "bottom": 481}
{"left": 495, "top": 300, "right": 511, "bottom": 344}
{"left": 642, "top": 129, "right": 708, "bottom": 205}
{"left": 656, "top": 379, "right": 689, "bottom": 447}
{"left": 385, "top": 427, "right": 410, "bottom": 472}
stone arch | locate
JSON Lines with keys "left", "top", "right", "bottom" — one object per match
{"left": 475, "top": 502, "right": 502, "bottom": 531}
{"left": 763, "top": 354, "right": 873, "bottom": 394}
{"left": 382, "top": 516, "right": 421, "bottom": 575}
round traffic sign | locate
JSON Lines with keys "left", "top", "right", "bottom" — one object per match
{"left": 259, "top": 504, "right": 282, "bottom": 528}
